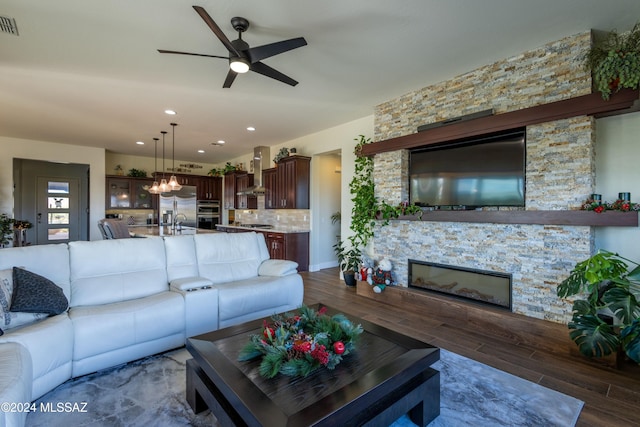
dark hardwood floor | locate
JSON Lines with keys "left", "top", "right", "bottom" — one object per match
{"left": 300, "top": 268, "right": 640, "bottom": 427}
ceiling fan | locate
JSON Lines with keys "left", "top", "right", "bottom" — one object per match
{"left": 158, "top": 6, "right": 307, "bottom": 88}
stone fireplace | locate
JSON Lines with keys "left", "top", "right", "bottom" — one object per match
{"left": 370, "top": 32, "right": 598, "bottom": 324}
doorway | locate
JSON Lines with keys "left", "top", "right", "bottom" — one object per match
{"left": 13, "top": 159, "right": 90, "bottom": 245}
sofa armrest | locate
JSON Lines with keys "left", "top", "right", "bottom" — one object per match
{"left": 258, "top": 259, "right": 299, "bottom": 277}
{"left": 169, "top": 276, "right": 214, "bottom": 292}
{"left": 169, "top": 277, "right": 219, "bottom": 337}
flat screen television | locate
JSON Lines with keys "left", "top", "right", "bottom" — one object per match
{"left": 409, "top": 129, "right": 525, "bottom": 209}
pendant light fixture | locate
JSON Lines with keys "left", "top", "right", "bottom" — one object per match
{"left": 147, "top": 137, "right": 161, "bottom": 194}
{"left": 158, "top": 131, "right": 170, "bottom": 193}
{"left": 168, "top": 122, "right": 182, "bottom": 191}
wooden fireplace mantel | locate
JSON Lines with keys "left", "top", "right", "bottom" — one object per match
{"left": 391, "top": 210, "right": 639, "bottom": 227}
{"left": 361, "top": 89, "right": 640, "bottom": 156}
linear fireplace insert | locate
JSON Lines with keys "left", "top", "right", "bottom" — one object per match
{"left": 408, "top": 259, "right": 512, "bottom": 310}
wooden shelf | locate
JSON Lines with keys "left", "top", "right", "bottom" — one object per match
{"left": 391, "top": 210, "right": 638, "bottom": 227}
{"left": 362, "top": 89, "right": 640, "bottom": 156}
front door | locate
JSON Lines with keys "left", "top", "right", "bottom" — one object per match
{"left": 13, "top": 159, "right": 89, "bottom": 245}
{"left": 35, "top": 177, "right": 81, "bottom": 244}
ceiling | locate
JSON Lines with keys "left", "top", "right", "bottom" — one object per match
{"left": 1, "top": 1, "right": 640, "bottom": 164}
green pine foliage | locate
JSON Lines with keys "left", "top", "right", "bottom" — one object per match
{"left": 237, "top": 305, "right": 363, "bottom": 378}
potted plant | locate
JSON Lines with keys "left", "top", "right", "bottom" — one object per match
{"left": 333, "top": 240, "right": 361, "bottom": 287}
{"left": 273, "top": 147, "right": 290, "bottom": 165}
{"left": 586, "top": 21, "right": 640, "bottom": 99}
{"left": 0, "top": 213, "right": 14, "bottom": 248}
{"left": 557, "top": 250, "right": 640, "bottom": 365}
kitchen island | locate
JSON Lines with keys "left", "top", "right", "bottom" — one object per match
{"left": 216, "top": 224, "right": 309, "bottom": 271}
{"left": 128, "top": 226, "right": 219, "bottom": 237}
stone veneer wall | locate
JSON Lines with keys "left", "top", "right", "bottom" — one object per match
{"left": 371, "top": 32, "right": 596, "bottom": 323}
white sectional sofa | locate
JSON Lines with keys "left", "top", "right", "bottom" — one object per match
{"left": 0, "top": 232, "right": 303, "bottom": 427}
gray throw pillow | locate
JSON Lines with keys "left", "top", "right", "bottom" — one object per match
{"left": 10, "top": 267, "right": 68, "bottom": 315}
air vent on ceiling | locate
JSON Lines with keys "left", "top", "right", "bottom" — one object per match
{"left": 0, "top": 16, "right": 19, "bottom": 36}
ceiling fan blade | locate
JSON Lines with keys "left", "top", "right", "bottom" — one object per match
{"left": 251, "top": 61, "right": 299, "bottom": 86}
{"left": 192, "top": 6, "right": 240, "bottom": 56}
{"left": 247, "top": 37, "right": 307, "bottom": 63}
{"left": 223, "top": 69, "right": 238, "bottom": 88}
{"left": 158, "top": 49, "right": 229, "bottom": 60}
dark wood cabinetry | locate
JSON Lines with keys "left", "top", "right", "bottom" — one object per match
{"left": 262, "top": 168, "right": 278, "bottom": 209}
{"left": 265, "top": 155, "right": 310, "bottom": 209}
{"left": 197, "top": 176, "right": 222, "bottom": 201}
{"left": 223, "top": 171, "right": 257, "bottom": 210}
{"left": 106, "top": 176, "right": 157, "bottom": 210}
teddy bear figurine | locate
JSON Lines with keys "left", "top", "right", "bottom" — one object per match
{"left": 358, "top": 256, "right": 374, "bottom": 282}
{"left": 367, "top": 258, "right": 393, "bottom": 293}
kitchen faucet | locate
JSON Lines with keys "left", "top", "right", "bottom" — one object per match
{"left": 173, "top": 213, "right": 187, "bottom": 231}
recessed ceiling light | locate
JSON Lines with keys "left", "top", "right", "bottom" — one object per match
{"left": 217, "top": 140, "right": 225, "bottom": 145}
{"left": 136, "top": 141, "right": 145, "bottom": 145}
{"left": 197, "top": 150, "right": 205, "bottom": 153}
{"left": 164, "top": 109, "right": 177, "bottom": 115}
{"left": 247, "top": 126, "right": 255, "bottom": 131}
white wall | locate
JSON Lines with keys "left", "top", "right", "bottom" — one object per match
{"left": 0, "top": 136, "right": 106, "bottom": 241}
{"left": 595, "top": 111, "right": 640, "bottom": 262}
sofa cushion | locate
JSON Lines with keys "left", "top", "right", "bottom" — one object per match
{"left": 194, "top": 232, "right": 269, "bottom": 284}
{"left": 69, "top": 237, "right": 168, "bottom": 307}
{"left": 0, "top": 243, "right": 71, "bottom": 300}
{"left": 0, "top": 269, "right": 48, "bottom": 333}
{"left": 69, "top": 291, "right": 185, "bottom": 361}
{"left": 258, "top": 259, "right": 299, "bottom": 276}
{"left": 164, "top": 235, "right": 199, "bottom": 282}
{"left": 0, "top": 314, "right": 74, "bottom": 400}
{"left": 215, "top": 274, "right": 304, "bottom": 326}
{"left": 11, "top": 267, "right": 68, "bottom": 315}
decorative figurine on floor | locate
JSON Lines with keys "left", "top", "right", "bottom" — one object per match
{"left": 367, "top": 258, "right": 393, "bottom": 293}
{"left": 358, "top": 256, "right": 374, "bottom": 282}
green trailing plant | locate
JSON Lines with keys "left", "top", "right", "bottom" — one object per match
{"left": 127, "top": 168, "right": 147, "bottom": 177}
{"left": 586, "top": 21, "right": 640, "bottom": 99}
{"left": 348, "top": 135, "right": 377, "bottom": 251}
{"left": 557, "top": 250, "right": 640, "bottom": 364}
{"left": 210, "top": 162, "right": 238, "bottom": 176}
{"left": 378, "top": 201, "right": 423, "bottom": 226}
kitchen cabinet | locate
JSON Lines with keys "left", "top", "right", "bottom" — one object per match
{"left": 262, "top": 231, "right": 309, "bottom": 272}
{"left": 197, "top": 176, "right": 222, "bottom": 201}
{"left": 223, "top": 171, "right": 257, "bottom": 210}
{"left": 274, "top": 156, "right": 311, "bottom": 209}
{"left": 262, "top": 168, "right": 278, "bottom": 209}
{"left": 106, "top": 176, "right": 156, "bottom": 210}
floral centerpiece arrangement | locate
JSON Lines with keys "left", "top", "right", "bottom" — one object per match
{"left": 581, "top": 198, "right": 640, "bottom": 213}
{"left": 238, "top": 305, "right": 363, "bottom": 379}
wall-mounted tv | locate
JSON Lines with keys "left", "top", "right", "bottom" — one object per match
{"left": 409, "top": 128, "right": 526, "bottom": 209}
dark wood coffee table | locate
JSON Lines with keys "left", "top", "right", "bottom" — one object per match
{"left": 186, "top": 304, "right": 440, "bottom": 426}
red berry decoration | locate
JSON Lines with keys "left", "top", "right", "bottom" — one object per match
{"left": 263, "top": 327, "right": 275, "bottom": 340}
{"left": 333, "top": 341, "right": 345, "bottom": 355}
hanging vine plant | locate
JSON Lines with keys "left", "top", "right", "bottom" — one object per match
{"left": 348, "top": 135, "right": 377, "bottom": 251}
{"left": 586, "top": 21, "right": 640, "bottom": 99}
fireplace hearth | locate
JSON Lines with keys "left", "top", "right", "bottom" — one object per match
{"left": 408, "top": 259, "right": 512, "bottom": 310}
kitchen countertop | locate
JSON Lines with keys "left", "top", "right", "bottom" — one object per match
{"left": 215, "top": 224, "right": 310, "bottom": 234}
{"left": 128, "top": 225, "right": 219, "bottom": 237}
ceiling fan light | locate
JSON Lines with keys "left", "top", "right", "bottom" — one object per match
{"left": 230, "top": 57, "right": 250, "bottom": 73}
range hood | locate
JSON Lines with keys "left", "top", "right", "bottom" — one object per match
{"left": 237, "top": 146, "right": 269, "bottom": 195}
